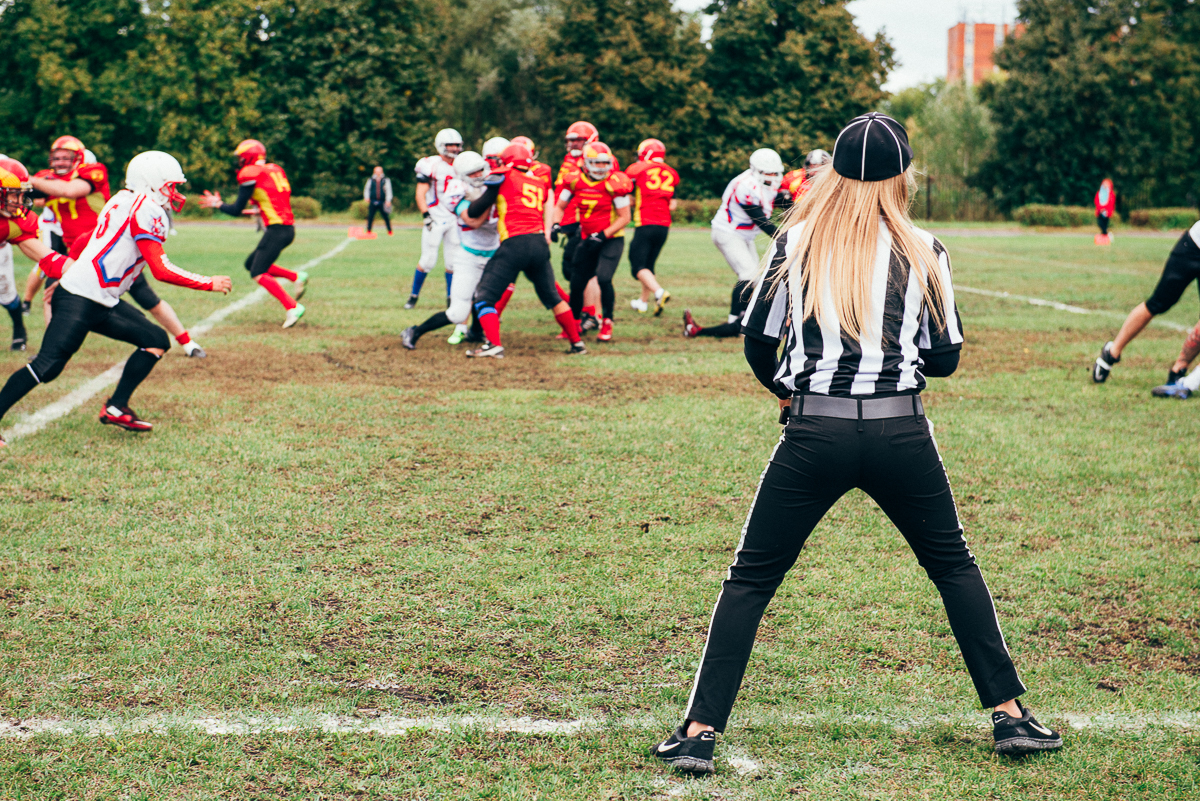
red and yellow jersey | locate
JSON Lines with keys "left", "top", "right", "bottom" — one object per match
{"left": 33, "top": 162, "right": 110, "bottom": 247}
{"left": 1, "top": 207, "right": 39, "bottom": 246}
{"left": 496, "top": 167, "right": 550, "bottom": 241}
{"left": 554, "top": 156, "right": 584, "bottom": 226}
{"left": 624, "top": 160, "right": 679, "bottom": 227}
{"left": 531, "top": 160, "right": 553, "bottom": 184}
{"left": 236, "top": 162, "right": 293, "bottom": 226}
{"left": 782, "top": 169, "right": 811, "bottom": 201}
{"left": 562, "top": 171, "right": 633, "bottom": 237}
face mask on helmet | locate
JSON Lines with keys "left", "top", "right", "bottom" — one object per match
{"left": 584, "top": 155, "right": 612, "bottom": 181}
{"left": 0, "top": 187, "right": 33, "bottom": 217}
{"left": 435, "top": 128, "right": 464, "bottom": 158}
{"left": 0, "top": 158, "right": 34, "bottom": 217}
{"left": 162, "top": 182, "right": 187, "bottom": 213}
{"left": 748, "top": 148, "right": 784, "bottom": 192}
{"left": 454, "top": 151, "right": 490, "bottom": 188}
{"left": 49, "top": 149, "right": 79, "bottom": 176}
{"left": 481, "top": 137, "right": 510, "bottom": 169}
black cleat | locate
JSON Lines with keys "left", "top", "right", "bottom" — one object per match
{"left": 580, "top": 313, "right": 600, "bottom": 333}
{"left": 993, "top": 701, "right": 1063, "bottom": 755}
{"left": 20, "top": 300, "right": 30, "bottom": 316}
{"left": 1092, "top": 341, "right": 1119, "bottom": 383}
{"left": 567, "top": 340, "right": 588, "bottom": 355}
{"left": 10, "top": 337, "right": 26, "bottom": 352}
{"left": 651, "top": 725, "right": 715, "bottom": 774}
{"left": 401, "top": 326, "right": 417, "bottom": 350}
{"left": 404, "top": 294, "right": 419, "bottom": 310}
{"left": 465, "top": 342, "right": 505, "bottom": 359}
{"left": 1151, "top": 382, "right": 1191, "bottom": 399}
{"left": 1167, "top": 368, "right": 1186, "bottom": 386}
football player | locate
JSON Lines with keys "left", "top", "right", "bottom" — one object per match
{"left": 511, "top": 137, "right": 553, "bottom": 184}
{"left": 552, "top": 121, "right": 597, "bottom": 291}
{"left": 624, "top": 138, "right": 678, "bottom": 316}
{"left": 551, "top": 143, "right": 632, "bottom": 342}
{"left": 1152, "top": 320, "right": 1200, "bottom": 399}
{"left": 781, "top": 148, "right": 830, "bottom": 203}
{"left": 407, "top": 128, "right": 463, "bottom": 309}
{"left": 0, "top": 157, "right": 62, "bottom": 351}
{"left": 462, "top": 143, "right": 585, "bottom": 358}
{"left": 200, "top": 139, "right": 308, "bottom": 328}
{"left": 683, "top": 148, "right": 785, "bottom": 339}
{"left": 0, "top": 152, "right": 232, "bottom": 445}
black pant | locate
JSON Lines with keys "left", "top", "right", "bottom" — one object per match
{"left": 1144, "top": 232, "right": 1200, "bottom": 315}
{"left": 559, "top": 223, "right": 582, "bottom": 282}
{"left": 1096, "top": 214, "right": 1109, "bottom": 236}
{"left": 570, "top": 237, "right": 624, "bottom": 320}
{"left": 244, "top": 224, "right": 296, "bottom": 278}
{"left": 474, "top": 234, "right": 562, "bottom": 310}
{"left": 629, "top": 224, "right": 669, "bottom": 278}
{"left": 127, "top": 274, "right": 160, "bottom": 311}
{"left": 367, "top": 203, "right": 391, "bottom": 233}
{"left": 685, "top": 408, "right": 1025, "bottom": 731}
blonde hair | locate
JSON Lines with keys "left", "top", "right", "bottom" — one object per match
{"left": 767, "top": 166, "right": 946, "bottom": 341}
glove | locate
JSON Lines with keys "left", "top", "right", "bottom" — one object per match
{"left": 550, "top": 223, "right": 562, "bottom": 243}
{"left": 422, "top": 210, "right": 433, "bottom": 231}
{"left": 483, "top": 166, "right": 510, "bottom": 185}
{"left": 199, "top": 190, "right": 223, "bottom": 209}
{"left": 585, "top": 232, "right": 606, "bottom": 248}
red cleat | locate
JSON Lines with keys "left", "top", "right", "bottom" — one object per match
{"left": 99, "top": 401, "right": 153, "bottom": 432}
{"left": 598, "top": 318, "right": 613, "bottom": 341}
{"left": 682, "top": 309, "right": 702, "bottom": 338}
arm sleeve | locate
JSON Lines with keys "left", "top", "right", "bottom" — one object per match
{"left": 38, "top": 252, "right": 69, "bottom": 281}
{"left": 744, "top": 336, "right": 788, "bottom": 398}
{"left": 919, "top": 349, "right": 960, "bottom": 378}
{"left": 219, "top": 183, "right": 256, "bottom": 217}
{"left": 135, "top": 238, "right": 214, "bottom": 291}
{"left": 740, "top": 203, "right": 778, "bottom": 237}
{"left": 467, "top": 182, "right": 502, "bottom": 219}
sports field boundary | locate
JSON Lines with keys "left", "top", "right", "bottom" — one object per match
{"left": 1, "top": 237, "right": 353, "bottom": 443}
{"left": 956, "top": 285, "right": 1191, "bottom": 332}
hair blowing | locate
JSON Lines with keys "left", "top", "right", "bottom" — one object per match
{"left": 766, "top": 167, "right": 947, "bottom": 342}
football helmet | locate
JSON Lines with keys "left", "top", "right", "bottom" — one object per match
{"left": 804, "top": 148, "right": 831, "bottom": 178}
{"left": 435, "top": 128, "right": 464, "bottom": 158}
{"left": 749, "top": 148, "right": 784, "bottom": 191}
{"left": 582, "top": 143, "right": 614, "bottom": 181}
{"left": 126, "top": 151, "right": 188, "bottom": 212}
{"left": 500, "top": 143, "right": 534, "bottom": 171}
{"left": 637, "top": 138, "right": 666, "bottom": 163}
{"left": 0, "top": 157, "right": 34, "bottom": 217}
{"left": 565, "top": 121, "right": 599, "bottom": 157}
{"left": 235, "top": 139, "right": 267, "bottom": 168}
{"left": 510, "top": 136, "right": 537, "bottom": 159}
{"left": 49, "top": 135, "right": 87, "bottom": 176}
{"left": 454, "top": 151, "right": 490, "bottom": 188}
{"left": 482, "top": 137, "right": 511, "bottom": 169}
{"left": 83, "top": 149, "right": 98, "bottom": 165}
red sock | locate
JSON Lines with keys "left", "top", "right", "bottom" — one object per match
{"left": 555, "top": 309, "right": 581, "bottom": 344}
{"left": 267, "top": 264, "right": 298, "bottom": 281}
{"left": 555, "top": 282, "right": 569, "bottom": 304}
{"left": 582, "top": 305, "right": 596, "bottom": 318}
{"left": 478, "top": 313, "right": 501, "bottom": 347}
{"left": 257, "top": 274, "right": 297, "bottom": 310}
{"left": 175, "top": 331, "right": 191, "bottom": 346}
{"left": 495, "top": 283, "right": 516, "bottom": 315}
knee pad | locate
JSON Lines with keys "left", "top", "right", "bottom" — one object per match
{"left": 148, "top": 329, "right": 171, "bottom": 351}
{"left": 447, "top": 298, "right": 472, "bottom": 325}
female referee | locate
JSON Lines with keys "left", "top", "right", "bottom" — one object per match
{"left": 651, "top": 113, "right": 1062, "bottom": 775}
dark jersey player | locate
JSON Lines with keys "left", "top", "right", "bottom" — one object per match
{"left": 624, "top": 138, "right": 679, "bottom": 316}
{"left": 200, "top": 139, "right": 308, "bottom": 328}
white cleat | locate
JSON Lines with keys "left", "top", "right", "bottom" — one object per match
{"left": 283, "top": 304, "right": 306, "bottom": 329}
{"left": 630, "top": 298, "right": 649, "bottom": 313}
{"left": 182, "top": 340, "right": 207, "bottom": 358}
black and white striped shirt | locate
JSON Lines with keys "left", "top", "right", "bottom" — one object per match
{"left": 741, "top": 220, "right": 963, "bottom": 398}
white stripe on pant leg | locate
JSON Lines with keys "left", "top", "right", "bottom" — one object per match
{"left": 685, "top": 434, "right": 785, "bottom": 720}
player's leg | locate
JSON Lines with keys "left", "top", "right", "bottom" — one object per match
{"left": 442, "top": 222, "right": 458, "bottom": 306}
{"left": 560, "top": 223, "right": 581, "bottom": 283}
{"left": 128, "top": 274, "right": 205, "bottom": 358}
{"left": 91, "top": 300, "right": 171, "bottom": 430}
{"left": 22, "top": 267, "right": 44, "bottom": 311}
{"left": 1152, "top": 318, "right": 1200, "bottom": 398}
{"left": 381, "top": 207, "right": 393, "bottom": 235}
{"left": 366, "top": 203, "right": 377, "bottom": 233}
{"left": 684, "top": 231, "right": 758, "bottom": 339}
{"left": 409, "top": 218, "right": 445, "bottom": 309}
{"left": 582, "top": 277, "right": 601, "bottom": 328}
{"left": 249, "top": 227, "right": 304, "bottom": 326}
{"left": 594, "top": 238, "right": 624, "bottom": 341}
{"left": 631, "top": 225, "right": 670, "bottom": 314}
{"left": 522, "top": 238, "right": 584, "bottom": 353}
{"left": 403, "top": 249, "right": 486, "bottom": 350}
{"left": 0, "top": 244, "right": 26, "bottom": 350}
{"left": 467, "top": 241, "right": 523, "bottom": 357}
{"left": 569, "top": 239, "right": 602, "bottom": 324}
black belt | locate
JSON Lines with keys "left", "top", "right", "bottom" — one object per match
{"left": 789, "top": 394, "right": 923, "bottom": 420}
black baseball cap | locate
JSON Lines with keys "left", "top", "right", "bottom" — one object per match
{"left": 831, "top": 112, "right": 912, "bottom": 182}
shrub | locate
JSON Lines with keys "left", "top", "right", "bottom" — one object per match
{"left": 291, "top": 196, "right": 322, "bottom": 219}
{"left": 349, "top": 199, "right": 369, "bottom": 220}
{"left": 1128, "top": 208, "right": 1196, "bottom": 230}
{"left": 673, "top": 198, "right": 722, "bottom": 225}
{"left": 1011, "top": 204, "right": 1095, "bottom": 227}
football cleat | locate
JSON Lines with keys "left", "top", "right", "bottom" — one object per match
{"left": 682, "top": 309, "right": 702, "bottom": 338}
{"left": 568, "top": 340, "right": 588, "bottom": 355}
{"left": 401, "top": 325, "right": 417, "bottom": 350}
{"left": 630, "top": 298, "right": 649, "bottom": 313}
{"left": 598, "top": 318, "right": 613, "bottom": 341}
{"left": 447, "top": 325, "right": 468, "bottom": 345}
{"left": 992, "top": 701, "right": 1063, "bottom": 755}
{"left": 464, "top": 327, "right": 484, "bottom": 344}
{"left": 10, "top": 337, "right": 26, "bottom": 352}
{"left": 651, "top": 725, "right": 716, "bottom": 774}
{"left": 1151, "top": 382, "right": 1192, "bottom": 399}
{"left": 99, "top": 402, "right": 153, "bottom": 432}
{"left": 182, "top": 340, "right": 206, "bottom": 358}
{"left": 580, "top": 313, "right": 600, "bottom": 333}
{"left": 20, "top": 301, "right": 30, "bottom": 316}
{"left": 1092, "top": 341, "right": 1119, "bottom": 383}
{"left": 293, "top": 270, "right": 310, "bottom": 301}
{"left": 654, "top": 290, "right": 672, "bottom": 316}
{"left": 1167, "top": 368, "right": 1186, "bottom": 386}
{"left": 404, "top": 294, "right": 419, "bottom": 310}
{"left": 466, "top": 343, "right": 505, "bottom": 359}
{"left": 283, "top": 304, "right": 305, "bottom": 329}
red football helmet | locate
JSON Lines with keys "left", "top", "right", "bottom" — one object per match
{"left": 0, "top": 157, "right": 34, "bottom": 217}
{"left": 49, "top": 135, "right": 86, "bottom": 176}
{"left": 501, "top": 143, "right": 534, "bottom": 171}
{"left": 510, "top": 136, "right": 537, "bottom": 158}
{"left": 234, "top": 139, "right": 267, "bottom": 167}
{"left": 637, "top": 138, "right": 666, "bottom": 163}
{"left": 582, "top": 142, "right": 614, "bottom": 181}
{"left": 565, "top": 121, "right": 599, "bottom": 157}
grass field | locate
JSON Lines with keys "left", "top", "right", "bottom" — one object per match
{"left": 0, "top": 224, "right": 1197, "bottom": 800}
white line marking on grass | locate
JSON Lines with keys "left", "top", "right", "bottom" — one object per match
{"left": 957, "top": 285, "right": 1191, "bottom": 332}
{"left": 1, "top": 237, "right": 352, "bottom": 443}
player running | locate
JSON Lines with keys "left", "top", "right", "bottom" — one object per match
{"left": 200, "top": 139, "right": 307, "bottom": 328}
{"left": 624, "top": 138, "right": 678, "bottom": 316}
{"left": 552, "top": 143, "right": 632, "bottom": 342}
{"left": 683, "top": 148, "right": 785, "bottom": 339}
{"left": 463, "top": 143, "right": 585, "bottom": 358}
{"left": 407, "top": 128, "right": 463, "bottom": 309}
{"left": 0, "top": 152, "right": 232, "bottom": 445}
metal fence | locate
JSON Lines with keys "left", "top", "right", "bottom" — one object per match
{"left": 909, "top": 175, "right": 1005, "bottom": 223}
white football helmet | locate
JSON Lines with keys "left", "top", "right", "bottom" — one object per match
{"left": 481, "top": 137, "right": 510, "bottom": 167}
{"left": 435, "top": 128, "right": 464, "bottom": 158}
{"left": 749, "top": 148, "right": 784, "bottom": 191}
{"left": 126, "top": 151, "right": 187, "bottom": 212}
{"left": 454, "top": 151, "right": 490, "bottom": 188}
{"left": 84, "top": 149, "right": 98, "bottom": 165}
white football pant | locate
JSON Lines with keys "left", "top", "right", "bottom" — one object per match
{"left": 0, "top": 244, "right": 16, "bottom": 307}
{"left": 711, "top": 228, "right": 761, "bottom": 282}
{"left": 419, "top": 214, "right": 459, "bottom": 274}
{"left": 447, "top": 248, "right": 489, "bottom": 325}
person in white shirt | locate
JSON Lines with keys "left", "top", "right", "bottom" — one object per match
{"left": 407, "top": 129, "right": 463, "bottom": 309}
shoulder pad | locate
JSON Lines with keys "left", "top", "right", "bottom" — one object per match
{"left": 16, "top": 209, "right": 39, "bottom": 234}
{"left": 607, "top": 172, "right": 633, "bottom": 195}
{"left": 236, "top": 164, "right": 259, "bottom": 184}
{"left": 33, "top": 169, "right": 55, "bottom": 180}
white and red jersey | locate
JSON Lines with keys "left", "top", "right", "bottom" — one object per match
{"left": 448, "top": 181, "right": 500, "bottom": 256}
{"left": 712, "top": 171, "right": 777, "bottom": 240}
{"left": 414, "top": 155, "right": 458, "bottom": 220}
{"left": 60, "top": 190, "right": 213, "bottom": 307}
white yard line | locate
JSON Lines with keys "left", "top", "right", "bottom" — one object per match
{"left": 2, "top": 237, "right": 352, "bottom": 443}
{"left": 956, "top": 284, "right": 1191, "bottom": 332}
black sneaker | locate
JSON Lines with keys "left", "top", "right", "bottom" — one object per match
{"left": 651, "top": 725, "right": 716, "bottom": 774}
{"left": 10, "top": 337, "right": 26, "bottom": 352}
{"left": 400, "top": 326, "right": 417, "bottom": 350}
{"left": 1092, "top": 341, "right": 1119, "bottom": 383}
{"left": 567, "top": 340, "right": 588, "bottom": 355}
{"left": 20, "top": 300, "right": 30, "bottom": 316}
{"left": 580, "top": 313, "right": 600, "bottom": 333}
{"left": 1151, "top": 382, "right": 1191, "bottom": 399}
{"left": 404, "top": 294, "right": 419, "bottom": 310}
{"left": 992, "top": 701, "right": 1062, "bottom": 755}
{"left": 1167, "top": 368, "right": 1186, "bottom": 386}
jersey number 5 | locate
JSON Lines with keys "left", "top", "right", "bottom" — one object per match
{"left": 520, "top": 183, "right": 543, "bottom": 210}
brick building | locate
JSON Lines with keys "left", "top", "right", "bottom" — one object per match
{"left": 947, "top": 22, "right": 1023, "bottom": 85}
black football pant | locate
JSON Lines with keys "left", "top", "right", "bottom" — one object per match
{"left": 244, "top": 224, "right": 296, "bottom": 278}
{"left": 559, "top": 223, "right": 581, "bottom": 282}
{"left": 693, "top": 281, "right": 755, "bottom": 338}
{"left": 629, "top": 224, "right": 669, "bottom": 278}
{"left": 1144, "top": 232, "right": 1200, "bottom": 315}
{"left": 570, "top": 237, "right": 624, "bottom": 321}
{"left": 474, "top": 234, "right": 561, "bottom": 311}
{"left": 367, "top": 202, "right": 391, "bottom": 233}
{"left": 685, "top": 409, "right": 1026, "bottom": 732}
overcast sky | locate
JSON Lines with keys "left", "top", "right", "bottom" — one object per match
{"left": 674, "top": 0, "right": 1020, "bottom": 91}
